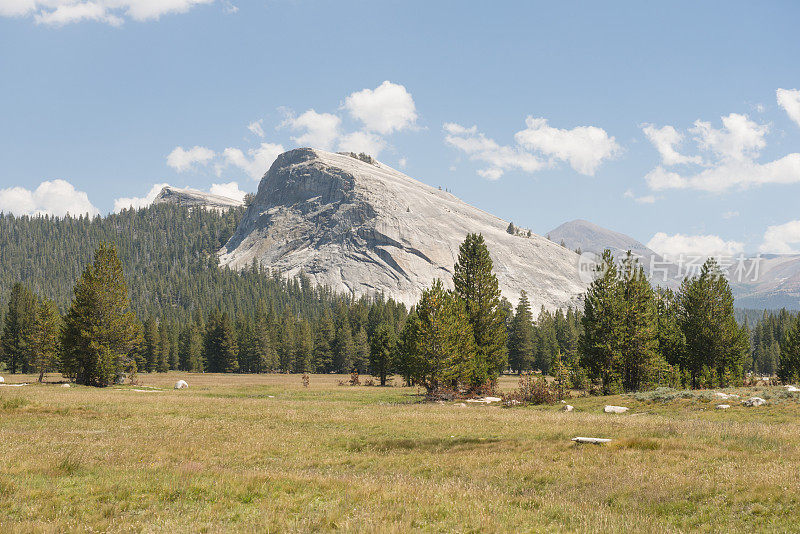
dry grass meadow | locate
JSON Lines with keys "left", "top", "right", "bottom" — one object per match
{"left": 2, "top": 372, "right": 800, "bottom": 532}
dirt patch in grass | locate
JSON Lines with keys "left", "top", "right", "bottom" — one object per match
{"left": 346, "top": 436, "right": 506, "bottom": 453}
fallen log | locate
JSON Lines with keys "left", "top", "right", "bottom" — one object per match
{"left": 571, "top": 437, "right": 612, "bottom": 445}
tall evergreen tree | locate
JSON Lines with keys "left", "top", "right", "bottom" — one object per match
{"left": 678, "top": 258, "right": 749, "bottom": 388}
{"left": 369, "top": 322, "right": 395, "bottom": 386}
{"left": 452, "top": 233, "right": 508, "bottom": 383}
{"left": 31, "top": 297, "right": 62, "bottom": 382}
{"left": 178, "top": 323, "right": 203, "bottom": 372}
{"left": 619, "top": 252, "right": 660, "bottom": 391}
{"left": 397, "top": 279, "right": 476, "bottom": 392}
{"left": 779, "top": 315, "right": 800, "bottom": 383}
{"left": 508, "top": 290, "right": 534, "bottom": 373}
{"left": 0, "top": 283, "right": 38, "bottom": 374}
{"left": 579, "top": 250, "right": 624, "bottom": 394}
{"left": 61, "top": 244, "right": 140, "bottom": 386}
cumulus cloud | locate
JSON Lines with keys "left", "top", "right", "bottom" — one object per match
{"left": 0, "top": 179, "right": 99, "bottom": 217}
{"left": 443, "top": 122, "right": 543, "bottom": 180}
{"left": 209, "top": 181, "right": 246, "bottom": 202}
{"left": 281, "top": 109, "right": 341, "bottom": 150}
{"left": 166, "top": 145, "right": 215, "bottom": 172}
{"left": 343, "top": 81, "right": 418, "bottom": 135}
{"left": 760, "top": 220, "right": 800, "bottom": 254}
{"left": 777, "top": 88, "right": 800, "bottom": 127}
{"left": 221, "top": 142, "right": 284, "bottom": 180}
{"left": 337, "top": 131, "right": 386, "bottom": 156}
{"left": 247, "top": 119, "right": 265, "bottom": 138}
{"left": 113, "top": 182, "right": 169, "bottom": 212}
{"left": 643, "top": 108, "right": 800, "bottom": 192}
{"left": 647, "top": 232, "right": 744, "bottom": 260}
{"left": 513, "top": 117, "right": 620, "bottom": 175}
{"left": 3, "top": 0, "right": 215, "bottom": 26}
{"left": 641, "top": 124, "right": 702, "bottom": 166}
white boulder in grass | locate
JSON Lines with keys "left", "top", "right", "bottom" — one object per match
{"left": 0, "top": 376, "right": 4, "bottom": 383}
{"left": 741, "top": 397, "right": 766, "bottom": 407}
{"left": 174, "top": 380, "right": 189, "bottom": 389}
{"left": 604, "top": 405, "right": 629, "bottom": 414}
{"left": 562, "top": 404, "right": 574, "bottom": 412}
{"left": 785, "top": 385, "right": 800, "bottom": 393}
{"left": 716, "top": 404, "right": 730, "bottom": 410}
{"left": 61, "top": 383, "right": 71, "bottom": 388}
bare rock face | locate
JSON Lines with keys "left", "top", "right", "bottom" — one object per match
{"left": 153, "top": 186, "right": 243, "bottom": 210}
{"left": 219, "top": 148, "right": 587, "bottom": 310}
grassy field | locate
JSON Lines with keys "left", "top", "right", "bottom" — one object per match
{"left": 2, "top": 373, "right": 800, "bottom": 532}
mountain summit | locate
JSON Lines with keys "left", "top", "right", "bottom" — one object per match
{"left": 219, "top": 148, "right": 587, "bottom": 310}
{"left": 153, "top": 186, "right": 243, "bottom": 210}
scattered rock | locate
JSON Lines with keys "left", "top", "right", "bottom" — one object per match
{"left": 454, "top": 402, "right": 467, "bottom": 408}
{"left": 0, "top": 376, "right": 4, "bottom": 383}
{"left": 572, "top": 437, "right": 612, "bottom": 445}
{"left": 562, "top": 405, "right": 574, "bottom": 412}
{"left": 716, "top": 404, "right": 730, "bottom": 409}
{"left": 742, "top": 397, "right": 766, "bottom": 407}
{"left": 714, "top": 392, "right": 740, "bottom": 400}
{"left": 466, "top": 396, "right": 502, "bottom": 404}
{"left": 0, "top": 383, "right": 27, "bottom": 387}
{"left": 174, "top": 380, "right": 189, "bottom": 389}
{"left": 61, "top": 383, "right": 71, "bottom": 388}
{"left": 604, "top": 405, "right": 629, "bottom": 414}
{"left": 785, "top": 385, "right": 800, "bottom": 393}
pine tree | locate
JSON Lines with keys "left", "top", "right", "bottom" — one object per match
{"left": 579, "top": 250, "right": 624, "bottom": 394}
{"left": 178, "top": 323, "right": 202, "bottom": 372}
{"left": 143, "top": 317, "right": 160, "bottom": 373}
{"left": 452, "top": 233, "right": 508, "bottom": 384}
{"left": 678, "top": 258, "right": 748, "bottom": 388}
{"left": 294, "top": 319, "right": 314, "bottom": 373}
{"left": 508, "top": 291, "right": 534, "bottom": 373}
{"left": 334, "top": 320, "right": 355, "bottom": 373}
{"left": 31, "top": 297, "right": 62, "bottom": 382}
{"left": 619, "top": 252, "right": 660, "bottom": 391}
{"left": 156, "top": 323, "right": 170, "bottom": 373}
{"left": 369, "top": 322, "right": 395, "bottom": 386}
{"left": 61, "top": 244, "right": 140, "bottom": 386}
{"left": 397, "top": 279, "right": 476, "bottom": 392}
{"left": 779, "top": 315, "right": 800, "bottom": 383}
{"left": 353, "top": 326, "right": 371, "bottom": 373}
{"left": 0, "top": 283, "right": 38, "bottom": 374}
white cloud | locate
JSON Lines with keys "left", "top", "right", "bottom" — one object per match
{"left": 343, "top": 81, "right": 418, "bottom": 135}
{"left": 209, "top": 181, "right": 246, "bottom": 203}
{"left": 4, "top": 0, "right": 214, "bottom": 26}
{"left": 777, "top": 88, "right": 800, "bottom": 127}
{"left": 281, "top": 109, "right": 341, "bottom": 150}
{"left": 0, "top": 179, "right": 99, "bottom": 217}
{"left": 113, "top": 182, "right": 168, "bottom": 212}
{"left": 722, "top": 211, "right": 739, "bottom": 219}
{"left": 166, "top": 145, "right": 215, "bottom": 172}
{"left": 443, "top": 122, "right": 543, "bottom": 180}
{"left": 646, "top": 153, "right": 800, "bottom": 192}
{"left": 690, "top": 113, "right": 767, "bottom": 162}
{"left": 643, "top": 109, "right": 800, "bottom": 192}
{"left": 247, "top": 119, "right": 265, "bottom": 138}
{"left": 398, "top": 157, "right": 407, "bottom": 168}
{"left": 623, "top": 189, "right": 655, "bottom": 204}
{"left": 514, "top": 117, "right": 620, "bottom": 175}
{"left": 34, "top": 2, "right": 123, "bottom": 26}
{"left": 222, "top": 142, "right": 284, "bottom": 180}
{"left": 647, "top": 232, "right": 744, "bottom": 260}
{"left": 760, "top": 220, "right": 800, "bottom": 254}
{"left": 444, "top": 117, "right": 618, "bottom": 179}
{"left": 337, "top": 130, "right": 386, "bottom": 156}
{"left": 641, "top": 124, "right": 702, "bottom": 166}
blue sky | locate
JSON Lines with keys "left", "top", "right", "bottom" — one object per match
{"left": 1, "top": 1, "right": 799, "bottom": 257}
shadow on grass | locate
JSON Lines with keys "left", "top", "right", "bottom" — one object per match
{"left": 345, "top": 436, "right": 505, "bottom": 453}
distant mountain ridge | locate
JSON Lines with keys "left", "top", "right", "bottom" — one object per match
{"left": 547, "top": 219, "right": 800, "bottom": 310}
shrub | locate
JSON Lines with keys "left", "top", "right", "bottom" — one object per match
{"left": 503, "top": 376, "right": 560, "bottom": 405}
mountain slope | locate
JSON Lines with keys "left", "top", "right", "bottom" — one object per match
{"left": 219, "top": 148, "right": 587, "bottom": 310}
{"left": 153, "top": 186, "right": 243, "bottom": 210}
